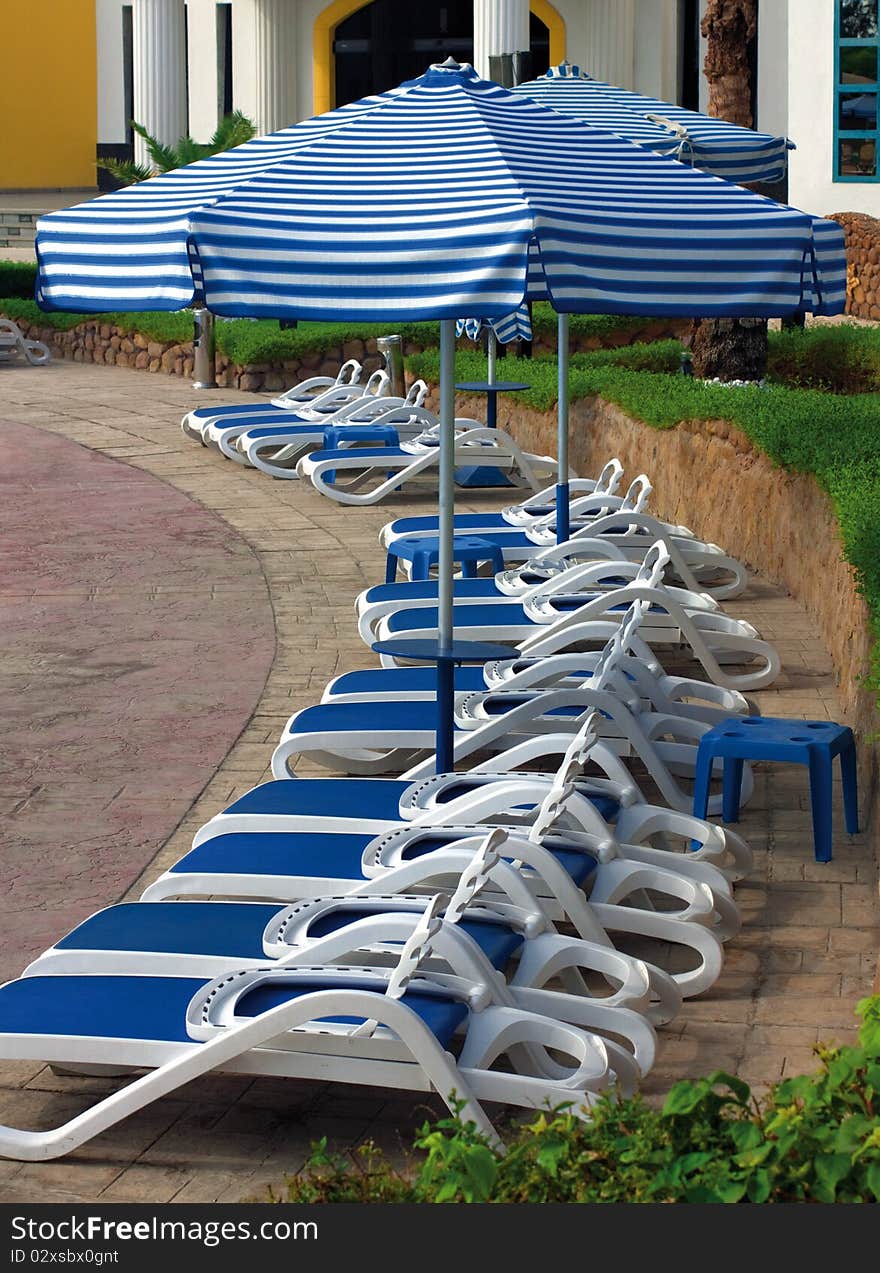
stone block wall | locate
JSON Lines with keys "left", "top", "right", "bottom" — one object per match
{"left": 829, "top": 211, "right": 880, "bottom": 321}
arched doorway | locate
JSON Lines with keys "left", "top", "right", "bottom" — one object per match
{"left": 324, "top": 2, "right": 553, "bottom": 110}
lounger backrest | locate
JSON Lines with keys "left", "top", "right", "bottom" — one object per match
{"left": 404, "top": 379, "right": 429, "bottom": 407}
{"left": 363, "top": 369, "right": 391, "bottom": 398}
{"left": 619, "top": 474, "right": 652, "bottom": 513}
{"left": 386, "top": 830, "right": 507, "bottom": 999}
{"left": 594, "top": 458, "right": 625, "bottom": 495}
{"left": 336, "top": 359, "right": 362, "bottom": 386}
{"left": 445, "top": 828, "right": 506, "bottom": 922}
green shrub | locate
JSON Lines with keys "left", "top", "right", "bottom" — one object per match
{"left": 0, "top": 261, "right": 37, "bottom": 299}
{"left": 766, "top": 323, "right": 880, "bottom": 393}
{"left": 273, "top": 997, "right": 880, "bottom": 1204}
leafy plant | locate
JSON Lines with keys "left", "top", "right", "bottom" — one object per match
{"left": 97, "top": 111, "right": 257, "bottom": 186}
{"left": 272, "top": 998, "right": 880, "bottom": 1204}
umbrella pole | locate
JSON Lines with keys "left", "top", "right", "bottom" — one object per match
{"left": 486, "top": 329, "right": 497, "bottom": 427}
{"left": 436, "top": 318, "right": 456, "bottom": 774}
{"left": 556, "top": 311, "right": 570, "bottom": 543}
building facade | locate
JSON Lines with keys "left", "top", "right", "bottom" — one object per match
{"left": 1, "top": 1, "right": 878, "bottom": 220}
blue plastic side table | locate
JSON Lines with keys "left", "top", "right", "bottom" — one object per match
{"left": 455, "top": 380, "right": 530, "bottom": 488}
{"left": 321, "top": 423, "right": 399, "bottom": 485}
{"left": 371, "top": 637, "right": 515, "bottom": 774}
{"left": 385, "top": 534, "right": 505, "bottom": 584}
{"left": 322, "top": 423, "right": 399, "bottom": 450}
{"left": 692, "top": 716, "right": 859, "bottom": 863}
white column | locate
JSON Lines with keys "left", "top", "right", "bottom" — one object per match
{"left": 583, "top": 0, "right": 636, "bottom": 88}
{"left": 186, "top": 0, "right": 221, "bottom": 143}
{"left": 133, "top": 0, "right": 187, "bottom": 166}
{"left": 634, "top": 0, "right": 680, "bottom": 99}
{"left": 232, "top": 0, "right": 297, "bottom": 135}
{"left": 472, "top": 0, "right": 530, "bottom": 80}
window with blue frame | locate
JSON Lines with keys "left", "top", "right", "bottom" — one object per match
{"left": 835, "top": 0, "right": 880, "bottom": 179}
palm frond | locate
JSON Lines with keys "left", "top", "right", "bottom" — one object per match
{"left": 130, "top": 121, "right": 178, "bottom": 173}
{"left": 174, "top": 136, "right": 212, "bottom": 166}
{"left": 210, "top": 110, "right": 258, "bottom": 152}
{"left": 96, "top": 157, "right": 155, "bottom": 186}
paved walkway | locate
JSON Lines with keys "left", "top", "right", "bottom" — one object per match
{"left": 0, "top": 416, "right": 274, "bottom": 985}
{"left": 0, "top": 360, "right": 876, "bottom": 1204}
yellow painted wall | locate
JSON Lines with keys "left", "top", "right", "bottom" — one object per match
{"left": 0, "top": 0, "right": 97, "bottom": 189}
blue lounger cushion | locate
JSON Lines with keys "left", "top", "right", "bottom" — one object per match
{"left": 383, "top": 598, "right": 643, "bottom": 634}
{"left": 386, "top": 603, "right": 530, "bottom": 632}
{"left": 221, "top": 777, "right": 619, "bottom": 826}
{"left": 307, "top": 446, "right": 411, "bottom": 462}
{"left": 170, "top": 829, "right": 599, "bottom": 890}
{"left": 0, "top": 975, "right": 467, "bottom": 1046}
{"left": 306, "top": 906, "right": 525, "bottom": 967}
{"left": 189, "top": 403, "right": 290, "bottom": 421}
{"left": 55, "top": 902, "right": 280, "bottom": 959}
{"left": 329, "top": 666, "right": 488, "bottom": 695}
{"left": 52, "top": 901, "right": 525, "bottom": 971}
{"left": 0, "top": 975, "right": 207, "bottom": 1043}
{"left": 287, "top": 701, "right": 465, "bottom": 735}
{"left": 388, "top": 513, "right": 513, "bottom": 534}
{"left": 207, "top": 411, "right": 312, "bottom": 429}
{"left": 243, "top": 422, "right": 351, "bottom": 442}
{"left": 365, "top": 579, "right": 500, "bottom": 604}
{"left": 171, "top": 832, "right": 376, "bottom": 878}
{"left": 224, "top": 779, "right": 411, "bottom": 822}
{"left": 235, "top": 981, "right": 468, "bottom": 1042}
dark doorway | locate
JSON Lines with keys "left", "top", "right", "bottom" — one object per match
{"left": 333, "top": 1, "right": 551, "bottom": 106}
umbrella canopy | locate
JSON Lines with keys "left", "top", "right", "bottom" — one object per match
{"left": 183, "top": 63, "right": 842, "bottom": 322}
{"left": 37, "top": 62, "right": 844, "bottom": 320}
{"left": 33, "top": 60, "right": 848, "bottom": 773}
{"left": 34, "top": 86, "right": 407, "bottom": 314}
{"left": 514, "top": 62, "right": 792, "bottom": 185}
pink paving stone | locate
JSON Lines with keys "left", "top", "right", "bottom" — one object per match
{"left": 0, "top": 421, "right": 275, "bottom": 981}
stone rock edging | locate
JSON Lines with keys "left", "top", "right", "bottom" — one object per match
{"left": 469, "top": 389, "right": 879, "bottom": 809}
{"left": 829, "top": 211, "right": 880, "bottom": 322}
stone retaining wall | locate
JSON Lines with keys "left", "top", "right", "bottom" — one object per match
{"left": 4, "top": 312, "right": 687, "bottom": 391}
{"left": 829, "top": 211, "right": 880, "bottom": 321}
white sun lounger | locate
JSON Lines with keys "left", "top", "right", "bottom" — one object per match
{"left": 296, "top": 424, "right": 560, "bottom": 503}
{"left": 0, "top": 842, "right": 632, "bottom": 1161}
{"left": 0, "top": 318, "right": 49, "bottom": 366}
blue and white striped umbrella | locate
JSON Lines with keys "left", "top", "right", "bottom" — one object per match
{"left": 33, "top": 61, "right": 847, "bottom": 774}
{"left": 37, "top": 61, "right": 843, "bottom": 320}
{"left": 515, "top": 63, "right": 792, "bottom": 185}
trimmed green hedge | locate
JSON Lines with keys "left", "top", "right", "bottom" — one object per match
{"left": 0, "top": 260, "right": 37, "bottom": 299}
{"left": 274, "top": 997, "right": 880, "bottom": 1204}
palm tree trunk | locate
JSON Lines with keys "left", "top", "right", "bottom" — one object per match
{"left": 691, "top": 0, "right": 768, "bottom": 381}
